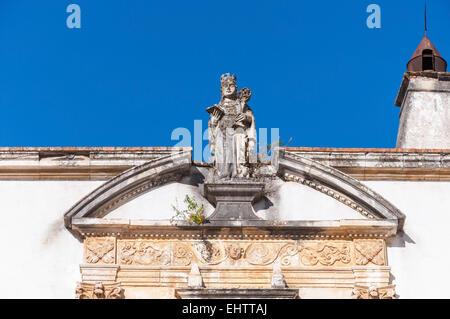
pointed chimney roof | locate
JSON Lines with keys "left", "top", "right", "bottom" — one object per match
{"left": 410, "top": 36, "right": 443, "bottom": 60}
{"left": 406, "top": 5, "right": 447, "bottom": 72}
{"left": 407, "top": 35, "right": 447, "bottom": 72}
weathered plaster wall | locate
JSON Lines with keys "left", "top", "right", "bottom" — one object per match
{"left": 0, "top": 181, "right": 102, "bottom": 298}
{"left": 107, "top": 179, "right": 363, "bottom": 221}
{"left": 106, "top": 182, "right": 215, "bottom": 220}
{"left": 365, "top": 180, "right": 450, "bottom": 299}
{"left": 396, "top": 76, "right": 450, "bottom": 148}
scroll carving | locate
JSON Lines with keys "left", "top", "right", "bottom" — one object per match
{"left": 85, "top": 237, "right": 115, "bottom": 264}
{"left": 118, "top": 241, "right": 171, "bottom": 266}
{"left": 300, "top": 243, "right": 351, "bottom": 266}
{"left": 278, "top": 243, "right": 299, "bottom": 266}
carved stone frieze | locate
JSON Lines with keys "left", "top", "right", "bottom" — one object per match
{"left": 354, "top": 239, "right": 385, "bottom": 266}
{"left": 84, "top": 237, "right": 115, "bottom": 264}
{"left": 75, "top": 282, "right": 124, "bottom": 299}
{"left": 79, "top": 237, "right": 392, "bottom": 298}
{"left": 87, "top": 238, "right": 388, "bottom": 267}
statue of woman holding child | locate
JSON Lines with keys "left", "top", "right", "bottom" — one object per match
{"left": 207, "top": 73, "right": 257, "bottom": 179}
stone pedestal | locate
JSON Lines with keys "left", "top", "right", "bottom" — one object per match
{"left": 204, "top": 181, "right": 264, "bottom": 221}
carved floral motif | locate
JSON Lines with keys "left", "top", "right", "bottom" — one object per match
{"left": 351, "top": 285, "right": 396, "bottom": 299}
{"left": 118, "top": 241, "right": 170, "bottom": 266}
{"left": 245, "top": 243, "right": 279, "bottom": 265}
{"left": 193, "top": 241, "right": 227, "bottom": 265}
{"left": 354, "top": 240, "right": 385, "bottom": 266}
{"left": 173, "top": 244, "right": 193, "bottom": 266}
{"left": 300, "top": 243, "right": 351, "bottom": 266}
{"left": 85, "top": 238, "right": 115, "bottom": 264}
{"left": 75, "top": 282, "right": 124, "bottom": 299}
{"left": 278, "top": 243, "right": 299, "bottom": 266}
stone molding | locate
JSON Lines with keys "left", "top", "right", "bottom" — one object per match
{"left": 80, "top": 264, "right": 391, "bottom": 288}
{"left": 282, "top": 148, "right": 450, "bottom": 181}
{"left": 0, "top": 147, "right": 191, "bottom": 180}
{"left": 0, "top": 147, "right": 448, "bottom": 180}
{"left": 72, "top": 218, "right": 398, "bottom": 238}
{"left": 175, "top": 288, "right": 299, "bottom": 299}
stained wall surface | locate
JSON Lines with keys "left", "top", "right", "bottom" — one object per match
{"left": 396, "top": 77, "right": 450, "bottom": 148}
{"left": 0, "top": 181, "right": 101, "bottom": 298}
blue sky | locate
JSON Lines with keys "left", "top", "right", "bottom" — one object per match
{"left": 0, "top": 0, "right": 449, "bottom": 154}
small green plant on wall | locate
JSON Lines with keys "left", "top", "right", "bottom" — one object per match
{"left": 171, "top": 195, "right": 206, "bottom": 225}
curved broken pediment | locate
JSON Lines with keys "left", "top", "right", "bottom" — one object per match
{"left": 274, "top": 149, "right": 405, "bottom": 231}
{"left": 64, "top": 149, "right": 405, "bottom": 239}
{"left": 64, "top": 150, "right": 192, "bottom": 229}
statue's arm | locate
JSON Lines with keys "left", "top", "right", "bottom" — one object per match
{"left": 242, "top": 105, "right": 254, "bottom": 126}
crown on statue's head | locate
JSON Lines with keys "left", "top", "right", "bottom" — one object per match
{"left": 220, "top": 73, "right": 237, "bottom": 87}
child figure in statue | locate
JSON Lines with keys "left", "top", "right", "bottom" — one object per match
{"left": 207, "top": 73, "right": 256, "bottom": 179}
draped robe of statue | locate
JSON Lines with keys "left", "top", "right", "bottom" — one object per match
{"left": 207, "top": 74, "right": 257, "bottom": 179}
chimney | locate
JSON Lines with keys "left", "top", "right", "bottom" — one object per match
{"left": 395, "top": 33, "right": 450, "bottom": 149}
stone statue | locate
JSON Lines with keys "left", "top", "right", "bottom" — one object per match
{"left": 207, "top": 73, "right": 257, "bottom": 179}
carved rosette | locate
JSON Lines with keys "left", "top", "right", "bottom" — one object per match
{"left": 75, "top": 282, "right": 124, "bottom": 299}
{"left": 84, "top": 237, "right": 115, "bottom": 264}
{"left": 83, "top": 238, "right": 387, "bottom": 268}
{"left": 245, "top": 243, "right": 279, "bottom": 265}
{"left": 173, "top": 244, "right": 194, "bottom": 266}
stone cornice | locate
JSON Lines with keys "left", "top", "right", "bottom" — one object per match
{"left": 72, "top": 217, "right": 398, "bottom": 238}
{"left": 281, "top": 147, "right": 450, "bottom": 153}
{"left": 281, "top": 148, "right": 450, "bottom": 181}
{"left": 0, "top": 147, "right": 449, "bottom": 180}
{"left": 0, "top": 147, "right": 191, "bottom": 180}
